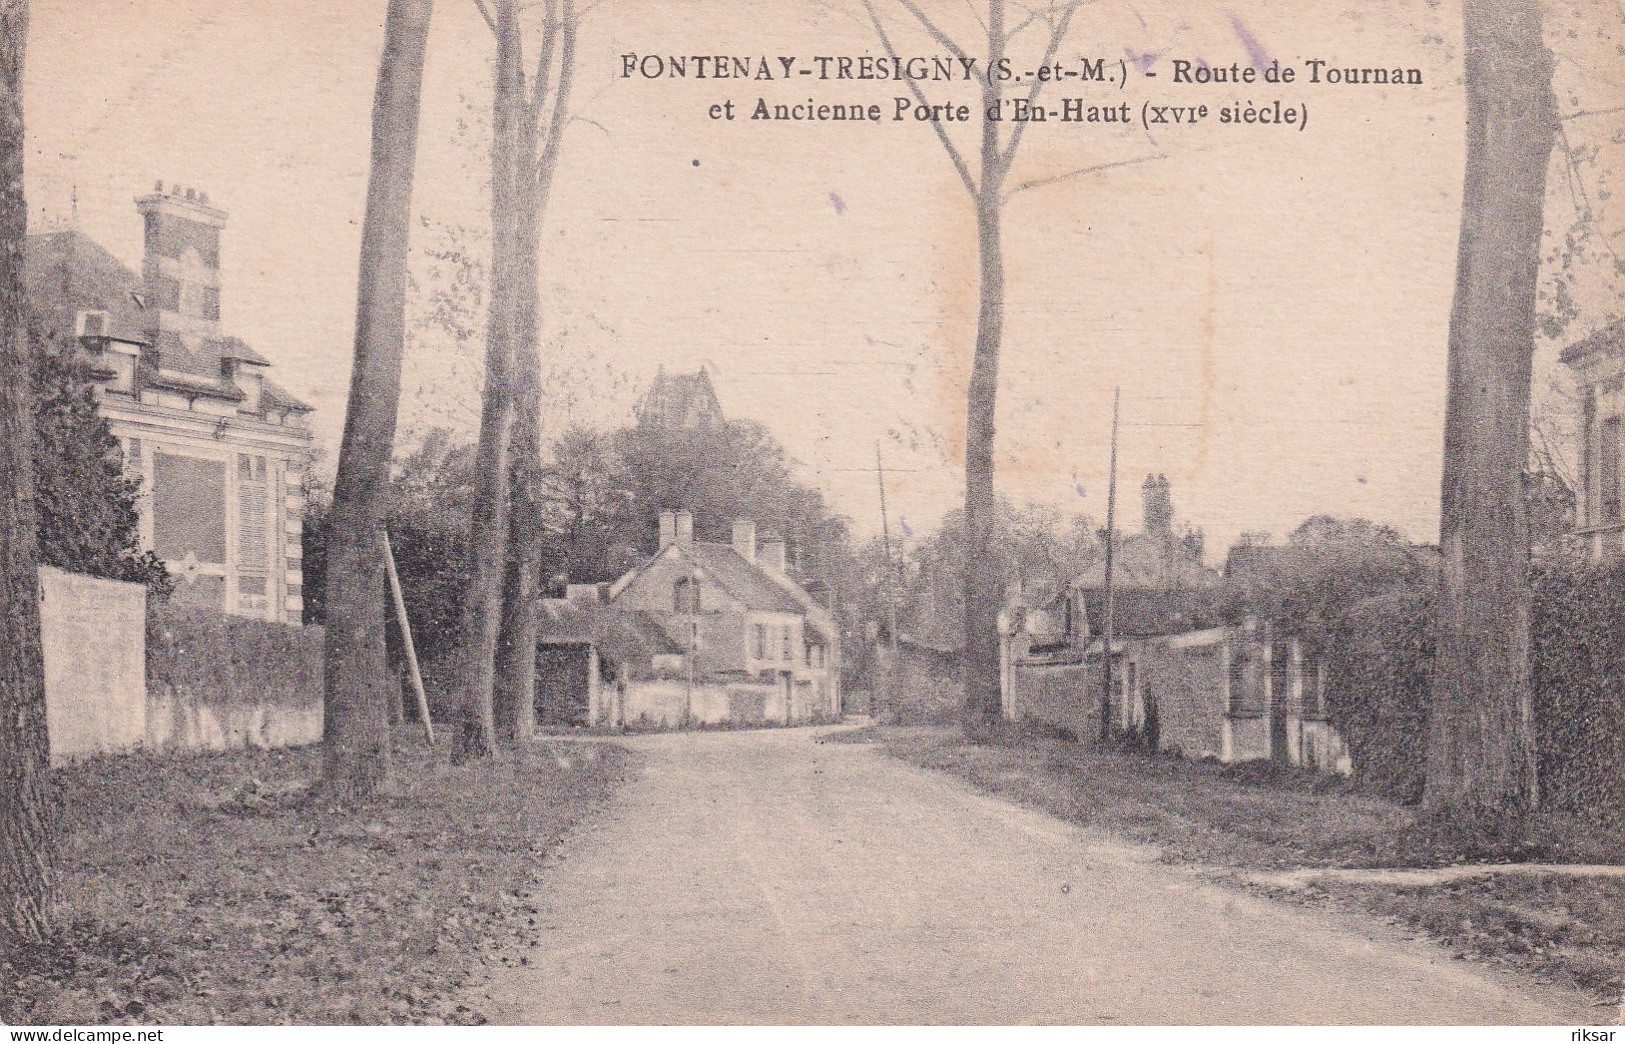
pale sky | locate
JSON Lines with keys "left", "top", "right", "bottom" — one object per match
{"left": 24, "top": 0, "right": 1624, "bottom": 556}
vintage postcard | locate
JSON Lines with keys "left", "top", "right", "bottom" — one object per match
{"left": 1, "top": 0, "right": 1621, "bottom": 1030}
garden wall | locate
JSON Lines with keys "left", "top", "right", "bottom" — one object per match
{"left": 40, "top": 566, "right": 147, "bottom": 763}
{"left": 145, "top": 604, "right": 324, "bottom": 752}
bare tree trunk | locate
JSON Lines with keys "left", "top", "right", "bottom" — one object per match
{"left": 454, "top": 0, "right": 524, "bottom": 760}
{"left": 1425, "top": 0, "right": 1555, "bottom": 839}
{"left": 318, "top": 0, "right": 433, "bottom": 801}
{"left": 0, "top": 0, "right": 54, "bottom": 944}
{"left": 494, "top": 1, "right": 575, "bottom": 745}
{"left": 493, "top": 200, "right": 542, "bottom": 745}
{"left": 962, "top": 0, "right": 1007, "bottom": 741}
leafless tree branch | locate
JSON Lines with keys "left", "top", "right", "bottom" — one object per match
{"left": 1004, "top": 149, "right": 1168, "bottom": 200}
{"left": 526, "top": 0, "right": 562, "bottom": 124}
{"left": 1561, "top": 104, "right": 1625, "bottom": 123}
{"left": 998, "top": 1, "right": 1083, "bottom": 175}
{"left": 532, "top": 0, "right": 578, "bottom": 205}
{"left": 960, "top": 0, "right": 987, "bottom": 35}
{"left": 472, "top": 0, "right": 497, "bottom": 34}
{"left": 892, "top": 0, "right": 970, "bottom": 65}
{"left": 861, "top": 0, "right": 977, "bottom": 198}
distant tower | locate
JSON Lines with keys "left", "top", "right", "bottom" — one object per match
{"left": 1142, "top": 473, "right": 1173, "bottom": 535}
{"left": 635, "top": 365, "right": 726, "bottom": 431}
{"left": 135, "top": 182, "right": 227, "bottom": 341}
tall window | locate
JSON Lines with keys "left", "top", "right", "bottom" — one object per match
{"left": 753, "top": 623, "right": 766, "bottom": 660}
{"left": 237, "top": 454, "right": 270, "bottom": 613}
{"left": 674, "top": 576, "right": 697, "bottom": 613}
{"left": 1601, "top": 416, "right": 1621, "bottom": 525}
{"left": 782, "top": 625, "right": 792, "bottom": 661}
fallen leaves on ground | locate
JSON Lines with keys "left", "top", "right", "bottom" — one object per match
{"left": 1, "top": 734, "right": 634, "bottom": 1026}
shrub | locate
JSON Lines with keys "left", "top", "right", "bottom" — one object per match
{"left": 1323, "top": 590, "right": 1432, "bottom": 803}
{"left": 1531, "top": 561, "right": 1625, "bottom": 830}
{"left": 147, "top": 603, "right": 322, "bottom": 710}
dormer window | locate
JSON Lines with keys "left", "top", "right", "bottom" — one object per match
{"left": 75, "top": 310, "right": 111, "bottom": 341}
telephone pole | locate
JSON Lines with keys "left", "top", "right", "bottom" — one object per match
{"left": 876, "top": 442, "right": 900, "bottom": 646}
{"left": 1100, "top": 388, "right": 1120, "bottom": 744}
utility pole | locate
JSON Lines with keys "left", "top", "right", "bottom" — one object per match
{"left": 1100, "top": 388, "right": 1120, "bottom": 744}
{"left": 876, "top": 443, "right": 901, "bottom": 646}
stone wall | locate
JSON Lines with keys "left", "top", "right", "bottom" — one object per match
{"left": 145, "top": 604, "right": 323, "bottom": 752}
{"left": 39, "top": 567, "right": 147, "bottom": 764}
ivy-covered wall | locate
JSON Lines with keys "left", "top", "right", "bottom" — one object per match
{"left": 1322, "top": 564, "right": 1624, "bottom": 827}
{"left": 145, "top": 604, "right": 323, "bottom": 751}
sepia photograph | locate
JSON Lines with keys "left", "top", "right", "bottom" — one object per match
{"left": 0, "top": 0, "right": 1622, "bottom": 1029}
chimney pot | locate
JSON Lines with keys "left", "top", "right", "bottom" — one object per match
{"left": 659, "top": 511, "right": 676, "bottom": 549}
{"left": 675, "top": 510, "right": 694, "bottom": 546}
{"left": 758, "top": 533, "right": 786, "bottom": 574}
{"left": 732, "top": 519, "right": 757, "bottom": 563}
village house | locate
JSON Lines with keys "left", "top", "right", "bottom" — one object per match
{"left": 537, "top": 510, "right": 840, "bottom": 728}
{"left": 1561, "top": 317, "right": 1625, "bottom": 560}
{"left": 25, "top": 183, "right": 313, "bottom": 624}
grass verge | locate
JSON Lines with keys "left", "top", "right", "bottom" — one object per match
{"left": 865, "top": 724, "right": 1623, "bottom": 1004}
{"left": 2, "top": 733, "right": 634, "bottom": 1025}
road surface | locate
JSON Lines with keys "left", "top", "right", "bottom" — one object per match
{"left": 475, "top": 727, "right": 1588, "bottom": 1025}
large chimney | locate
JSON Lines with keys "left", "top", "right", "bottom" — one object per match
{"left": 135, "top": 182, "right": 228, "bottom": 340}
{"left": 659, "top": 510, "right": 677, "bottom": 548}
{"left": 675, "top": 510, "right": 694, "bottom": 546}
{"left": 758, "top": 532, "right": 786, "bottom": 573}
{"left": 732, "top": 519, "right": 757, "bottom": 563}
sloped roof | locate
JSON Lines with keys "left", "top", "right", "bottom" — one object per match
{"left": 1076, "top": 587, "right": 1208, "bottom": 639}
{"left": 685, "top": 541, "right": 806, "bottom": 615}
{"left": 24, "top": 229, "right": 150, "bottom": 343}
{"left": 635, "top": 366, "right": 725, "bottom": 430}
{"left": 536, "top": 599, "right": 684, "bottom": 663}
{"left": 1071, "top": 530, "right": 1216, "bottom": 591}
{"left": 261, "top": 378, "right": 312, "bottom": 413}
{"left": 24, "top": 228, "right": 310, "bottom": 413}
{"left": 1559, "top": 317, "right": 1625, "bottom": 365}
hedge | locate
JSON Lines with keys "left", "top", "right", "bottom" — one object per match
{"left": 1321, "top": 562, "right": 1625, "bottom": 827}
{"left": 147, "top": 603, "right": 323, "bottom": 711}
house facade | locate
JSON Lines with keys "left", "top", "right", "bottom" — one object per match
{"left": 26, "top": 184, "right": 313, "bottom": 624}
{"left": 539, "top": 510, "right": 840, "bottom": 728}
{"left": 1561, "top": 318, "right": 1625, "bottom": 560}
{"left": 607, "top": 511, "right": 839, "bottom": 723}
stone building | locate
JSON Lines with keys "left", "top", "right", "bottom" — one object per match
{"left": 25, "top": 183, "right": 313, "bottom": 623}
{"left": 539, "top": 510, "right": 841, "bottom": 727}
{"left": 1561, "top": 318, "right": 1625, "bottom": 560}
{"left": 635, "top": 365, "right": 725, "bottom": 431}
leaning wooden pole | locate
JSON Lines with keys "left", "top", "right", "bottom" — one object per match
{"left": 1099, "top": 387, "right": 1120, "bottom": 744}
{"left": 382, "top": 528, "right": 434, "bottom": 745}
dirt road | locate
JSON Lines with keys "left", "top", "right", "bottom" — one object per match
{"left": 475, "top": 727, "right": 1587, "bottom": 1025}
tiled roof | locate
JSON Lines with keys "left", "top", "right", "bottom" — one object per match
{"left": 261, "top": 378, "right": 312, "bottom": 413}
{"left": 684, "top": 541, "right": 806, "bottom": 615}
{"left": 24, "top": 230, "right": 150, "bottom": 344}
{"left": 537, "top": 600, "right": 684, "bottom": 663}
{"left": 24, "top": 228, "right": 309, "bottom": 413}
{"left": 635, "top": 366, "right": 725, "bottom": 430}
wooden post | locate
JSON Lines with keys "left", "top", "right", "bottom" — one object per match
{"left": 1100, "top": 387, "right": 1120, "bottom": 743}
{"left": 383, "top": 528, "right": 434, "bottom": 744}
